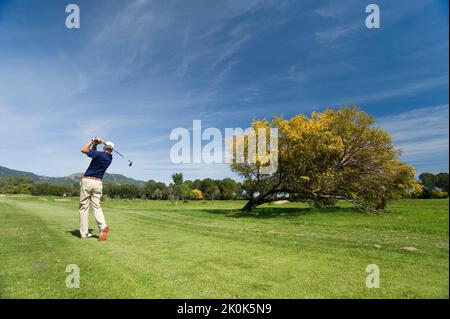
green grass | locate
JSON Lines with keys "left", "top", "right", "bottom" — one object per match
{"left": 0, "top": 195, "right": 448, "bottom": 298}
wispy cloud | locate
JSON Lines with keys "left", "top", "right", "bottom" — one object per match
{"left": 378, "top": 105, "right": 449, "bottom": 173}
{"left": 355, "top": 76, "right": 449, "bottom": 104}
{"left": 287, "top": 65, "right": 309, "bottom": 82}
{"left": 0, "top": 0, "right": 447, "bottom": 182}
{"left": 315, "top": 0, "right": 348, "bottom": 17}
{"left": 315, "top": 23, "right": 360, "bottom": 43}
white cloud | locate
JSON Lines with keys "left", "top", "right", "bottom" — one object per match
{"left": 287, "top": 65, "right": 309, "bottom": 82}
{"left": 315, "top": 23, "right": 360, "bottom": 43}
{"left": 315, "top": 0, "right": 348, "bottom": 17}
{"left": 378, "top": 105, "right": 449, "bottom": 173}
{"left": 356, "top": 76, "right": 449, "bottom": 104}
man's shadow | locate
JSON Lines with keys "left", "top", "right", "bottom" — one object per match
{"left": 66, "top": 229, "right": 99, "bottom": 239}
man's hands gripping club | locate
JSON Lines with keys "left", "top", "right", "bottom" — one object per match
{"left": 93, "top": 136, "right": 104, "bottom": 144}
{"left": 81, "top": 137, "right": 104, "bottom": 154}
{"left": 80, "top": 137, "right": 132, "bottom": 166}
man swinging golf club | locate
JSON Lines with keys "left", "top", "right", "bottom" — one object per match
{"left": 79, "top": 137, "right": 114, "bottom": 241}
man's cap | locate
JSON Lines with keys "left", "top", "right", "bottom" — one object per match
{"left": 104, "top": 141, "right": 115, "bottom": 150}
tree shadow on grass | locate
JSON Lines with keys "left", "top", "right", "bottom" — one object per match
{"left": 201, "top": 206, "right": 358, "bottom": 219}
{"left": 66, "top": 229, "right": 99, "bottom": 238}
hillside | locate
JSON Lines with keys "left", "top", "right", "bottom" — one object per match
{"left": 0, "top": 166, "right": 145, "bottom": 185}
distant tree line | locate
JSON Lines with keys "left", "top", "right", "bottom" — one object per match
{"left": 0, "top": 174, "right": 247, "bottom": 201}
{"left": 0, "top": 172, "right": 447, "bottom": 201}
{"left": 105, "top": 174, "right": 246, "bottom": 201}
{"left": 0, "top": 177, "right": 79, "bottom": 197}
{"left": 411, "top": 172, "right": 449, "bottom": 199}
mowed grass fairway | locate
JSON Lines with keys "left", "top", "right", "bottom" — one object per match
{"left": 0, "top": 195, "right": 448, "bottom": 298}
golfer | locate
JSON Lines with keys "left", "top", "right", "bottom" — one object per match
{"left": 79, "top": 137, "right": 114, "bottom": 241}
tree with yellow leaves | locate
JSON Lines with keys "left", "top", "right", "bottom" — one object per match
{"left": 230, "top": 107, "right": 416, "bottom": 213}
{"left": 190, "top": 189, "right": 204, "bottom": 200}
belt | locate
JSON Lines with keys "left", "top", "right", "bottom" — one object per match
{"left": 83, "top": 176, "right": 102, "bottom": 182}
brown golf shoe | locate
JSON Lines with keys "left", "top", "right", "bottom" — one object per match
{"left": 98, "top": 226, "right": 110, "bottom": 241}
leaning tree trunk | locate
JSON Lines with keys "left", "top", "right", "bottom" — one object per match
{"left": 242, "top": 199, "right": 257, "bottom": 211}
{"left": 375, "top": 197, "right": 387, "bottom": 211}
{"left": 242, "top": 194, "right": 272, "bottom": 212}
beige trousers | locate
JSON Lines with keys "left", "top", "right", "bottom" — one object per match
{"left": 79, "top": 178, "right": 107, "bottom": 236}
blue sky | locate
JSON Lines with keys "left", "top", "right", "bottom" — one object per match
{"left": 0, "top": 0, "right": 448, "bottom": 183}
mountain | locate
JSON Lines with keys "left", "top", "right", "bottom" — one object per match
{"left": 0, "top": 166, "right": 145, "bottom": 185}
{"left": 0, "top": 166, "right": 42, "bottom": 180}
{"left": 59, "top": 172, "right": 145, "bottom": 185}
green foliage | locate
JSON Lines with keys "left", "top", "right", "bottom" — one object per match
{"left": 218, "top": 178, "right": 238, "bottom": 199}
{"left": 171, "top": 173, "right": 184, "bottom": 186}
{"left": 435, "top": 173, "right": 449, "bottom": 193}
{"left": 431, "top": 189, "right": 448, "bottom": 199}
{"left": 419, "top": 172, "right": 436, "bottom": 190}
{"left": 0, "top": 175, "right": 244, "bottom": 201}
{"left": 414, "top": 172, "right": 449, "bottom": 198}
{"left": 32, "top": 183, "right": 77, "bottom": 197}
{"left": 201, "top": 178, "right": 221, "bottom": 200}
{"left": 143, "top": 180, "right": 168, "bottom": 199}
{"left": 0, "top": 177, "right": 75, "bottom": 196}
{"left": 103, "top": 183, "right": 145, "bottom": 199}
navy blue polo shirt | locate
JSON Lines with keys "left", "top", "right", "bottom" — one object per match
{"left": 84, "top": 150, "right": 113, "bottom": 179}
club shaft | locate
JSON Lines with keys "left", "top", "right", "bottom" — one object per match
{"left": 101, "top": 141, "right": 132, "bottom": 165}
{"left": 114, "top": 150, "right": 126, "bottom": 159}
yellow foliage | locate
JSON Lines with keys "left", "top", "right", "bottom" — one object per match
{"left": 230, "top": 106, "right": 417, "bottom": 212}
{"left": 190, "top": 189, "right": 204, "bottom": 200}
{"left": 431, "top": 190, "right": 448, "bottom": 199}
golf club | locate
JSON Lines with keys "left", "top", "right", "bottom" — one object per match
{"left": 102, "top": 141, "right": 133, "bottom": 167}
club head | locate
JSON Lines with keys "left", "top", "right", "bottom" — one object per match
{"left": 129, "top": 161, "right": 133, "bottom": 167}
